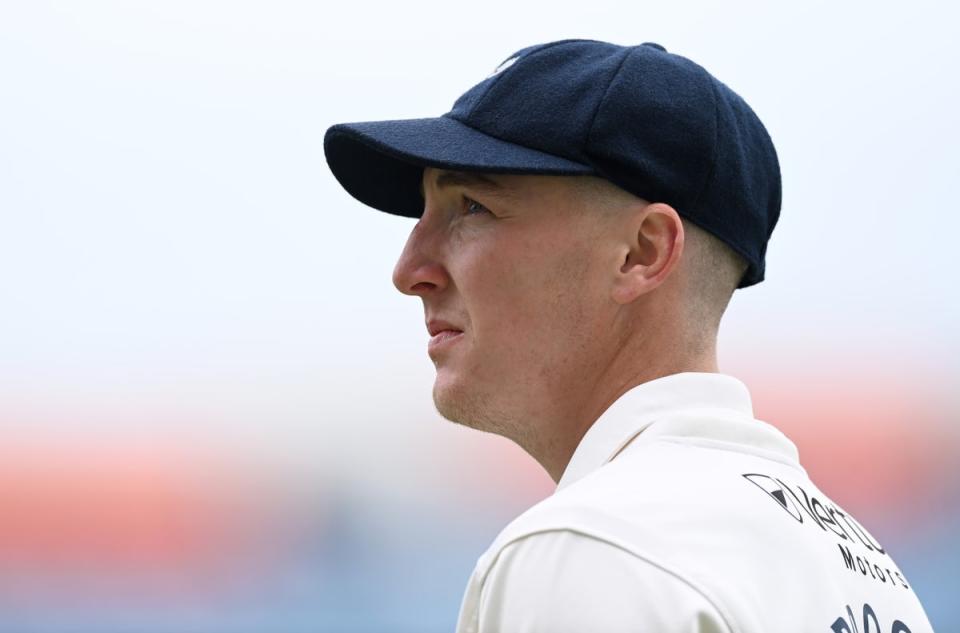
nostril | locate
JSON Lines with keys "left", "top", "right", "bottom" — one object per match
{"left": 411, "top": 281, "right": 436, "bottom": 293}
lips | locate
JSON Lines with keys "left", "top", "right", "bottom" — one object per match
{"left": 426, "top": 319, "right": 463, "bottom": 337}
{"left": 426, "top": 319, "right": 464, "bottom": 355}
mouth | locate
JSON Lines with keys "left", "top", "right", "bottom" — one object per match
{"left": 426, "top": 320, "right": 465, "bottom": 356}
{"left": 429, "top": 329, "right": 464, "bottom": 347}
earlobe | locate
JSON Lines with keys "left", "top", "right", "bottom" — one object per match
{"left": 611, "top": 203, "right": 684, "bottom": 305}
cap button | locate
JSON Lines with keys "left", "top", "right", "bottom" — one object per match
{"left": 641, "top": 42, "right": 667, "bottom": 52}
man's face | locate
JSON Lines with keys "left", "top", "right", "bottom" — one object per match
{"left": 392, "top": 168, "right": 622, "bottom": 435}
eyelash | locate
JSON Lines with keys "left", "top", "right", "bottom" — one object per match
{"left": 463, "top": 196, "right": 490, "bottom": 216}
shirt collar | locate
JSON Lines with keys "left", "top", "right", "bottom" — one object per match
{"left": 555, "top": 371, "right": 797, "bottom": 492}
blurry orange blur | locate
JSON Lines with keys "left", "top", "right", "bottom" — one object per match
{"left": 0, "top": 436, "right": 285, "bottom": 601}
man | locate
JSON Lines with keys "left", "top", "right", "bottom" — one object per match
{"left": 324, "top": 40, "right": 934, "bottom": 632}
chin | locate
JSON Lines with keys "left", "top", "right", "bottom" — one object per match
{"left": 432, "top": 374, "right": 474, "bottom": 426}
{"left": 432, "top": 371, "right": 499, "bottom": 433}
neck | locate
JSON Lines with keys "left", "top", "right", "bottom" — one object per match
{"left": 530, "top": 329, "right": 719, "bottom": 483}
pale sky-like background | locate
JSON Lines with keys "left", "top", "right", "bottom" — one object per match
{"left": 0, "top": 1, "right": 958, "bottom": 630}
{"left": 2, "top": 0, "right": 956, "bottom": 439}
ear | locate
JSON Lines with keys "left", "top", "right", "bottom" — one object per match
{"left": 611, "top": 202, "right": 685, "bottom": 305}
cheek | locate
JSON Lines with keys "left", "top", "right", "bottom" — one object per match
{"left": 456, "top": 242, "right": 534, "bottom": 332}
{"left": 460, "top": 232, "right": 603, "bottom": 353}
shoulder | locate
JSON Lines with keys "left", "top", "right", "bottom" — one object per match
{"left": 476, "top": 529, "right": 732, "bottom": 633}
{"left": 464, "top": 445, "right": 769, "bottom": 631}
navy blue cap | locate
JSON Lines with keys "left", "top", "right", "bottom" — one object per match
{"left": 324, "top": 39, "right": 781, "bottom": 288}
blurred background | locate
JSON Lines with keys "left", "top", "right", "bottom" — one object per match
{"left": 1, "top": 0, "right": 957, "bottom": 631}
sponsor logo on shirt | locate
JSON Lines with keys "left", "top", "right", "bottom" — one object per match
{"left": 830, "top": 602, "right": 914, "bottom": 633}
{"left": 742, "top": 473, "right": 910, "bottom": 591}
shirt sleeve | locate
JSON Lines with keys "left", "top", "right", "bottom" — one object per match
{"left": 476, "top": 530, "right": 731, "bottom": 633}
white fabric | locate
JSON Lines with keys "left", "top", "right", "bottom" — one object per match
{"left": 455, "top": 372, "right": 935, "bottom": 633}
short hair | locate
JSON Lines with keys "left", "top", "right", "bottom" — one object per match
{"left": 679, "top": 217, "right": 749, "bottom": 348}
{"left": 571, "top": 175, "right": 748, "bottom": 346}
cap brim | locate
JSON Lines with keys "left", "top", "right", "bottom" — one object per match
{"left": 323, "top": 115, "right": 594, "bottom": 218}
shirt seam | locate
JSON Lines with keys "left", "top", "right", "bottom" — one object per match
{"left": 477, "top": 527, "right": 737, "bottom": 633}
{"left": 651, "top": 436, "right": 806, "bottom": 472}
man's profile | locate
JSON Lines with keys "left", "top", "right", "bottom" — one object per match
{"left": 325, "top": 39, "right": 934, "bottom": 632}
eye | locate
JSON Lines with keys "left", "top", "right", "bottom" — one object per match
{"left": 463, "top": 196, "right": 491, "bottom": 216}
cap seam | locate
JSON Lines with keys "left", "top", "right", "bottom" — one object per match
{"left": 467, "top": 39, "right": 598, "bottom": 119}
{"left": 584, "top": 47, "right": 633, "bottom": 150}
{"left": 689, "top": 74, "right": 722, "bottom": 218}
{"left": 685, "top": 77, "right": 761, "bottom": 287}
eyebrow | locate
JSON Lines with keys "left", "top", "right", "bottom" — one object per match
{"left": 420, "top": 170, "right": 506, "bottom": 198}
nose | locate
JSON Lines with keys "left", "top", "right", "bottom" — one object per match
{"left": 392, "top": 218, "right": 450, "bottom": 297}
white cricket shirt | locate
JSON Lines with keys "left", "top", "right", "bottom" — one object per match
{"left": 454, "top": 372, "right": 934, "bottom": 633}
